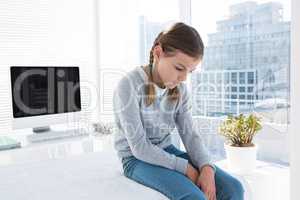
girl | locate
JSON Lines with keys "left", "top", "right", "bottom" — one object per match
{"left": 113, "top": 22, "right": 244, "bottom": 200}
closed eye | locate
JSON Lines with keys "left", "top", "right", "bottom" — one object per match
{"left": 175, "top": 65, "right": 194, "bottom": 74}
{"left": 175, "top": 66, "right": 184, "bottom": 71}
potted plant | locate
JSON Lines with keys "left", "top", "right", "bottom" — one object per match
{"left": 219, "top": 114, "right": 262, "bottom": 173}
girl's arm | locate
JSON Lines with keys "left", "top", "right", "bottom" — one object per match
{"left": 175, "top": 83, "right": 216, "bottom": 173}
{"left": 113, "top": 77, "right": 188, "bottom": 174}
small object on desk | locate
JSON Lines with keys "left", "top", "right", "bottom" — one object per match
{"left": 93, "top": 122, "right": 114, "bottom": 135}
{"left": 0, "top": 136, "right": 21, "bottom": 151}
{"left": 27, "top": 128, "right": 89, "bottom": 143}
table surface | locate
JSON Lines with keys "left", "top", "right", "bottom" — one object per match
{"left": 0, "top": 133, "right": 169, "bottom": 200}
{"left": 0, "top": 132, "right": 290, "bottom": 200}
{"left": 0, "top": 130, "right": 114, "bottom": 167}
{"left": 215, "top": 159, "right": 290, "bottom": 200}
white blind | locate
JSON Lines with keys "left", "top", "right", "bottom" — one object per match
{"left": 0, "top": 67, "right": 12, "bottom": 134}
{"left": 0, "top": 0, "right": 97, "bottom": 134}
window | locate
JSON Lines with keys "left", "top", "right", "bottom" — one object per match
{"left": 225, "top": 73, "right": 230, "bottom": 84}
{"left": 231, "top": 72, "right": 237, "bottom": 84}
{"left": 191, "top": 0, "right": 290, "bottom": 125}
{"left": 248, "top": 87, "right": 254, "bottom": 93}
{"left": 99, "top": 0, "right": 185, "bottom": 121}
{"left": 239, "top": 95, "right": 245, "bottom": 99}
{"left": 231, "top": 87, "right": 237, "bottom": 92}
{"left": 248, "top": 72, "right": 254, "bottom": 84}
{"left": 239, "top": 87, "right": 245, "bottom": 93}
{"left": 239, "top": 72, "right": 246, "bottom": 84}
{"left": 247, "top": 95, "right": 253, "bottom": 100}
{"left": 217, "top": 73, "right": 222, "bottom": 83}
{"left": 209, "top": 73, "right": 215, "bottom": 84}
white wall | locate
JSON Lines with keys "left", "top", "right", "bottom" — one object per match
{"left": 0, "top": 0, "right": 98, "bottom": 133}
{"left": 290, "top": 0, "right": 299, "bottom": 198}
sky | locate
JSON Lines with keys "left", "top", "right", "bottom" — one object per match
{"left": 191, "top": 0, "right": 291, "bottom": 43}
{"left": 136, "top": 0, "right": 291, "bottom": 43}
{"left": 99, "top": 0, "right": 291, "bottom": 65}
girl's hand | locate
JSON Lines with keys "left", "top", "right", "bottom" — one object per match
{"left": 185, "top": 163, "right": 199, "bottom": 184}
{"left": 197, "top": 165, "right": 216, "bottom": 200}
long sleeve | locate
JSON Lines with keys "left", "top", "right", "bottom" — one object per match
{"left": 113, "top": 77, "right": 188, "bottom": 174}
{"left": 175, "top": 83, "right": 216, "bottom": 172}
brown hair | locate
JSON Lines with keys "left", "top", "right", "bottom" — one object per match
{"left": 145, "top": 22, "right": 204, "bottom": 106}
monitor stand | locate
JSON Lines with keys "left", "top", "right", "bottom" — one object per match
{"left": 27, "top": 126, "right": 89, "bottom": 143}
{"left": 33, "top": 126, "right": 51, "bottom": 133}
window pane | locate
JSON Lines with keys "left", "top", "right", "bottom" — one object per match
{"left": 191, "top": 0, "right": 290, "bottom": 125}
{"left": 99, "top": 0, "right": 182, "bottom": 121}
{"left": 239, "top": 87, "right": 245, "bottom": 93}
{"left": 231, "top": 72, "right": 237, "bottom": 84}
{"left": 239, "top": 72, "right": 246, "bottom": 84}
{"left": 231, "top": 86, "right": 237, "bottom": 92}
{"left": 248, "top": 72, "right": 255, "bottom": 84}
{"left": 191, "top": 0, "right": 290, "bottom": 163}
{"left": 248, "top": 86, "right": 254, "bottom": 93}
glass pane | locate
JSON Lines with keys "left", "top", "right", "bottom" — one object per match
{"left": 191, "top": 0, "right": 290, "bottom": 125}
{"left": 191, "top": 0, "right": 290, "bottom": 163}
{"left": 99, "top": 0, "right": 181, "bottom": 121}
{"left": 99, "top": 0, "right": 180, "bottom": 68}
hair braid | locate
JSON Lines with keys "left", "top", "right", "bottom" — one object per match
{"left": 145, "top": 32, "right": 163, "bottom": 106}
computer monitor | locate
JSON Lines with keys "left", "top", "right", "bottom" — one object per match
{"left": 10, "top": 66, "right": 82, "bottom": 133}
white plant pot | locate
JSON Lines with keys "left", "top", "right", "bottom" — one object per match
{"left": 225, "top": 143, "right": 257, "bottom": 174}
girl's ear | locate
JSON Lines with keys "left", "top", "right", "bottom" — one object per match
{"left": 153, "top": 45, "right": 163, "bottom": 61}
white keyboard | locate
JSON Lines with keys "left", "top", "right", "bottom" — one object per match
{"left": 27, "top": 129, "right": 89, "bottom": 143}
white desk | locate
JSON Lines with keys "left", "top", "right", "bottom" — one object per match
{"left": 0, "top": 134, "right": 290, "bottom": 200}
{"left": 0, "top": 133, "right": 114, "bottom": 167}
{"left": 0, "top": 134, "right": 168, "bottom": 200}
{"left": 215, "top": 160, "right": 290, "bottom": 200}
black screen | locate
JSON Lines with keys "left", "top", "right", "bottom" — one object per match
{"left": 10, "top": 67, "right": 81, "bottom": 118}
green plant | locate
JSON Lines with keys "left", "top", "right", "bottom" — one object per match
{"left": 219, "top": 114, "right": 262, "bottom": 147}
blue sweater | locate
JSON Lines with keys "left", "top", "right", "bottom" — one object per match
{"left": 113, "top": 66, "right": 215, "bottom": 174}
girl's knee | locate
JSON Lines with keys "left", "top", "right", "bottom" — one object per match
{"left": 229, "top": 178, "right": 245, "bottom": 199}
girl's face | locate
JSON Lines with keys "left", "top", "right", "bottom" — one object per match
{"left": 153, "top": 45, "right": 201, "bottom": 89}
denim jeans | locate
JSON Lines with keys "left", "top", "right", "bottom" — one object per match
{"left": 122, "top": 144, "right": 244, "bottom": 200}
